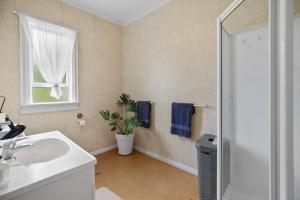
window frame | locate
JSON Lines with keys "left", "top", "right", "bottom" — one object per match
{"left": 20, "top": 15, "right": 79, "bottom": 114}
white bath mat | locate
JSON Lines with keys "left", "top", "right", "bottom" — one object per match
{"left": 95, "top": 187, "right": 122, "bottom": 200}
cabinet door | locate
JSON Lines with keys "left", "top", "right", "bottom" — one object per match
{"left": 13, "top": 167, "right": 95, "bottom": 200}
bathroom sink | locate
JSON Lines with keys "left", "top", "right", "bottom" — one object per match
{"left": 0, "top": 131, "right": 96, "bottom": 200}
{"left": 14, "top": 138, "right": 70, "bottom": 165}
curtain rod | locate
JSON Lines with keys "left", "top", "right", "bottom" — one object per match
{"left": 12, "top": 10, "right": 82, "bottom": 34}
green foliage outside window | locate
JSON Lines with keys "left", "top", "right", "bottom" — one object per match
{"left": 32, "top": 64, "right": 68, "bottom": 103}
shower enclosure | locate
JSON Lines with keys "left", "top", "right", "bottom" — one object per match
{"left": 217, "top": 0, "right": 297, "bottom": 200}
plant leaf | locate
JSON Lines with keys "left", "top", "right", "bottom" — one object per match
{"left": 117, "top": 93, "right": 131, "bottom": 106}
{"left": 99, "top": 110, "right": 110, "bottom": 121}
{"left": 99, "top": 93, "right": 141, "bottom": 135}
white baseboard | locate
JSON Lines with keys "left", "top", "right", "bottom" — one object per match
{"left": 89, "top": 144, "right": 198, "bottom": 176}
{"left": 134, "top": 146, "right": 198, "bottom": 176}
{"left": 90, "top": 144, "right": 117, "bottom": 156}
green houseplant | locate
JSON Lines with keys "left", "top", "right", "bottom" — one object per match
{"left": 99, "top": 93, "right": 140, "bottom": 155}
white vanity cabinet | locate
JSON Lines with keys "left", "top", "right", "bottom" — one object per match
{"left": 0, "top": 131, "right": 97, "bottom": 200}
{"left": 12, "top": 166, "right": 95, "bottom": 200}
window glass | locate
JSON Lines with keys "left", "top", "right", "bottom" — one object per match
{"left": 32, "top": 87, "right": 69, "bottom": 103}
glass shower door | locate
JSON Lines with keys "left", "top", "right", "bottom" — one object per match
{"left": 219, "top": 1, "right": 270, "bottom": 200}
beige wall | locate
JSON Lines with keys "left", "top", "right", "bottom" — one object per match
{"left": 122, "top": 0, "right": 232, "bottom": 169}
{"left": 0, "top": 0, "right": 235, "bottom": 169}
{"left": 0, "top": 0, "right": 123, "bottom": 152}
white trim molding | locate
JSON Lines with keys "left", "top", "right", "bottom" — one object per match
{"left": 90, "top": 144, "right": 117, "bottom": 156}
{"left": 89, "top": 144, "right": 198, "bottom": 176}
{"left": 20, "top": 102, "right": 79, "bottom": 114}
{"left": 63, "top": 0, "right": 172, "bottom": 27}
{"left": 134, "top": 146, "right": 198, "bottom": 176}
{"left": 124, "top": 0, "right": 172, "bottom": 26}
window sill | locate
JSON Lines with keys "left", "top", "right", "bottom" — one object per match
{"left": 20, "top": 102, "right": 80, "bottom": 114}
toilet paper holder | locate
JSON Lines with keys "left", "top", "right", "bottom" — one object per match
{"left": 76, "top": 113, "right": 86, "bottom": 127}
{"left": 77, "top": 113, "right": 83, "bottom": 119}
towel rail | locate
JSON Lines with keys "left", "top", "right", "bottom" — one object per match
{"left": 149, "top": 102, "right": 208, "bottom": 108}
{"left": 194, "top": 104, "right": 208, "bottom": 107}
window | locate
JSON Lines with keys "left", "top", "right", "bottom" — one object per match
{"left": 20, "top": 13, "right": 78, "bottom": 113}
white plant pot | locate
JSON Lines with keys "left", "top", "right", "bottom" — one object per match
{"left": 115, "top": 133, "right": 135, "bottom": 155}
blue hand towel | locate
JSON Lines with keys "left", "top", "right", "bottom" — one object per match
{"left": 137, "top": 101, "right": 151, "bottom": 128}
{"left": 171, "top": 102, "right": 195, "bottom": 138}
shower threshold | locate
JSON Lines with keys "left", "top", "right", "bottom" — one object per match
{"left": 223, "top": 185, "right": 267, "bottom": 200}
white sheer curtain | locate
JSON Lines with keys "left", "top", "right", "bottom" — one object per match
{"left": 20, "top": 13, "right": 76, "bottom": 99}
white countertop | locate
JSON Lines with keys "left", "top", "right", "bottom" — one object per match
{"left": 0, "top": 131, "right": 97, "bottom": 200}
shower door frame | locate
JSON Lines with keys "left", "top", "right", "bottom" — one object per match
{"left": 216, "top": 0, "right": 294, "bottom": 200}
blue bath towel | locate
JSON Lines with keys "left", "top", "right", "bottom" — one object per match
{"left": 137, "top": 101, "right": 151, "bottom": 128}
{"left": 171, "top": 102, "right": 195, "bottom": 138}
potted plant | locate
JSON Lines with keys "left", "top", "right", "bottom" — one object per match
{"left": 99, "top": 94, "right": 141, "bottom": 155}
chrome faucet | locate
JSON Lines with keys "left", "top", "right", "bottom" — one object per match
{"left": 1, "top": 140, "right": 33, "bottom": 160}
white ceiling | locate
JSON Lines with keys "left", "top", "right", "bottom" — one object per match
{"left": 63, "top": 0, "right": 172, "bottom": 26}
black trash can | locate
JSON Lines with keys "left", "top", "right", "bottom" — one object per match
{"left": 195, "top": 134, "right": 217, "bottom": 200}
